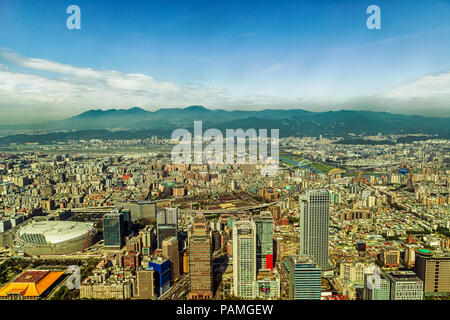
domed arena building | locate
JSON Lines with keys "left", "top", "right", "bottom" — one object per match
{"left": 15, "top": 221, "right": 97, "bottom": 255}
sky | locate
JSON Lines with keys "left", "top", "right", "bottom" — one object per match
{"left": 0, "top": 0, "right": 450, "bottom": 124}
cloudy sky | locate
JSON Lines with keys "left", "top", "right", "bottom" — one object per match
{"left": 0, "top": 0, "right": 450, "bottom": 124}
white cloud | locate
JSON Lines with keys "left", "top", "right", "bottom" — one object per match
{"left": 0, "top": 50, "right": 310, "bottom": 121}
{"left": 362, "top": 70, "right": 450, "bottom": 116}
{"left": 382, "top": 70, "right": 450, "bottom": 100}
{"left": 0, "top": 50, "right": 239, "bottom": 116}
{"left": 264, "top": 63, "right": 283, "bottom": 73}
{"left": 0, "top": 49, "right": 449, "bottom": 123}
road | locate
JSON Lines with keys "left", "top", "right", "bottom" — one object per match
{"left": 159, "top": 274, "right": 189, "bottom": 300}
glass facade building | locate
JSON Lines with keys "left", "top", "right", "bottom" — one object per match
{"left": 386, "top": 271, "right": 423, "bottom": 300}
{"left": 157, "top": 207, "right": 178, "bottom": 249}
{"left": 254, "top": 212, "right": 274, "bottom": 271}
{"left": 103, "top": 207, "right": 132, "bottom": 248}
{"left": 287, "top": 255, "right": 322, "bottom": 300}
{"left": 364, "top": 273, "right": 390, "bottom": 300}
{"left": 233, "top": 220, "right": 257, "bottom": 299}
{"left": 299, "top": 189, "right": 331, "bottom": 270}
{"left": 148, "top": 256, "right": 171, "bottom": 297}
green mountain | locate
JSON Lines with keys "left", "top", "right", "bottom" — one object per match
{"left": 0, "top": 106, "right": 449, "bottom": 144}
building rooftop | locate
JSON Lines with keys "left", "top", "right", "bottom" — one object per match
{"left": 290, "top": 254, "right": 319, "bottom": 266}
{"left": 16, "top": 220, "right": 94, "bottom": 244}
{"left": 0, "top": 270, "right": 65, "bottom": 298}
{"left": 386, "top": 271, "right": 422, "bottom": 282}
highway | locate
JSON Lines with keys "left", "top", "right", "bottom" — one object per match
{"left": 159, "top": 274, "right": 189, "bottom": 300}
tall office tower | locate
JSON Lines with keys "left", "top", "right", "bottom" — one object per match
{"left": 415, "top": 249, "right": 450, "bottom": 297}
{"left": 233, "top": 220, "right": 257, "bottom": 299}
{"left": 287, "top": 255, "right": 322, "bottom": 300}
{"left": 162, "top": 236, "right": 180, "bottom": 283}
{"left": 178, "top": 230, "right": 188, "bottom": 251}
{"left": 380, "top": 247, "right": 401, "bottom": 267}
{"left": 299, "top": 189, "right": 331, "bottom": 270}
{"left": 157, "top": 207, "right": 178, "bottom": 249}
{"left": 103, "top": 207, "right": 132, "bottom": 249}
{"left": 148, "top": 256, "right": 171, "bottom": 297}
{"left": 119, "top": 200, "right": 157, "bottom": 220}
{"left": 363, "top": 272, "right": 390, "bottom": 300}
{"left": 404, "top": 244, "right": 418, "bottom": 267}
{"left": 140, "top": 226, "right": 154, "bottom": 256}
{"left": 385, "top": 271, "right": 423, "bottom": 300}
{"left": 188, "top": 213, "right": 212, "bottom": 299}
{"left": 254, "top": 211, "right": 274, "bottom": 271}
{"left": 121, "top": 209, "right": 132, "bottom": 234}
{"left": 210, "top": 230, "right": 221, "bottom": 252}
{"left": 136, "top": 270, "right": 155, "bottom": 299}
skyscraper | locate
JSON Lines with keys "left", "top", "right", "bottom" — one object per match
{"left": 385, "top": 271, "right": 423, "bottom": 300}
{"left": 363, "top": 272, "right": 390, "bottom": 300}
{"left": 136, "top": 269, "right": 155, "bottom": 299}
{"left": 254, "top": 212, "right": 274, "bottom": 271}
{"left": 287, "top": 255, "right": 322, "bottom": 300}
{"left": 103, "top": 207, "right": 132, "bottom": 249}
{"left": 157, "top": 207, "right": 178, "bottom": 249}
{"left": 233, "top": 220, "right": 257, "bottom": 299}
{"left": 188, "top": 213, "right": 212, "bottom": 299}
{"left": 162, "top": 236, "right": 180, "bottom": 283}
{"left": 140, "top": 226, "right": 155, "bottom": 256}
{"left": 415, "top": 249, "right": 450, "bottom": 297}
{"left": 299, "top": 189, "right": 331, "bottom": 270}
{"left": 148, "top": 256, "right": 171, "bottom": 297}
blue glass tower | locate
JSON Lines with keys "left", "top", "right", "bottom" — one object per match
{"left": 103, "top": 207, "right": 132, "bottom": 248}
{"left": 287, "top": 255, "right": 322, "bottom": 300}
{"left": 148, "top": 256, "right": 171, "bottom": 296}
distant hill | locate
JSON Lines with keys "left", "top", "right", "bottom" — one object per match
{"left": 0, "top": 106, "right": 449, "bottom": 144}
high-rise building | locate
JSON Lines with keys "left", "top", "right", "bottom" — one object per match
{"left": 118, "top": 200, "right": 157, "bottom": 220}
{"left": 182, "top": 250, "right": 189, "bottom": 274}
{"left": 211, "top": 230, "right": 221, "bottom": 252}
{"left": 148, "top": 256, "right": 171, "bottom": 297}
{"left": 380, "top": 247, "right": 401, "bottom": 267}
{"left": 157, "top": 207, "right": 178, "bottom": 249}
{"left": 188, "top": 213, "right": 212, "bottom": 299}
{"left": 299, "top": 189, "right": 331, "bottom": 270}
{"left": 253, "top": 270, "right": 281, "bottom": 299}
{"left": 363, "top": 272, "right": 390, "bottom": 300}
{"left": 339, "top": 260, "right": 368, "bottom": 285}
{"left": 287, "top": 255, "right": 322, "bottom": 300}
{"left": 122, "top": 209, "right": 132, "bottom": 234}
{"left": 140, "top": 226, "right": 155, "bottom": 256}
{"left": 415, "top": 249, "right": 450, "bottom": 297}
{"left": 385, "top": 271, "right": 423, "bottom": 300}
{"left": 103, "top": 207, "right": 132, "bottom": 249}
{"left": 254, "top": 212, "right": 274, "bottom": 271}
{"left": 103, "top": 212, "right": 122, "bottom": 248}
{"left": 137, "top": 270, "right": 155, "bottom": 299}
{"left": 162, "top": 236, "right": 180, "bottom": 283}
{"left": 404, "top": 244, "right": 419, "bottom": 267}
{"left": 233, "top": 220, "right": 257, "bottom": 299}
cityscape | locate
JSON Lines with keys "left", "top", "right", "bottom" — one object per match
{"left": 0, "top": 0, "right": 449, "bottom": 305}
{"left": 0, "top": 132, "right": 448, "bottom": 301}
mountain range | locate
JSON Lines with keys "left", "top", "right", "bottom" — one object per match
{"left": 0, "top": 106, "right": 449, "bottom": 144}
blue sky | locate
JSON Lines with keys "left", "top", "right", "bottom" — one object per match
{"left": 0, "top": 0, "right": 450, "bottom": 123}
